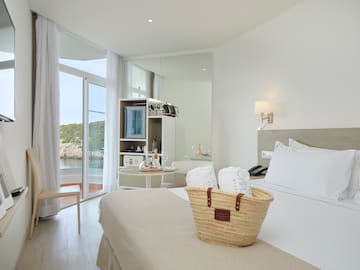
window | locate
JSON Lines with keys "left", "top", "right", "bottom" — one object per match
{"left": 127, "top": 64, "right": 152, "bottom": 98}
{"left": 60, "top": 58, "right": 107, "bottom": 77}
{"left": 58, "top": 29, "right": 107, "bottom": 207}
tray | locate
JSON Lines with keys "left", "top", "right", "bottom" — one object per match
{"left": 139, "top": 168, "right": 163, "bottom": 172}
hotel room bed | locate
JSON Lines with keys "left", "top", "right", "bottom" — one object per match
{"left": 97, "top": 183, "right": 360, "bottom": 270}
{"left": 97, "top": 187, "right": 318, "bottom": 270}
{"left": 97, "top": 128, "right": 360, "bottom": 270}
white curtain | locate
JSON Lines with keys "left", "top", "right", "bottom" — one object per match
{"left": 153, "top": 74, "right": 162, "bottom": 99}
{"left": 103, "top": 51, "right": 123, "bottom": 192}
{"left": 33, "top": 16, "right": 60, "bottom": 217}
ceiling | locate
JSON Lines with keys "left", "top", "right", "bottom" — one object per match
{"left": 132, "top": 53, "right": 212, "bottom": 81}
{"left": 29, "top": 0, "right": 302, "bottom": 57}
{"left": 58, "top": 28, "right": 106, "bottom": 60}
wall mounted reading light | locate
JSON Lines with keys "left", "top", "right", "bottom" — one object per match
{"left": 255, "top": 101, "right": 274, "bottom": 129}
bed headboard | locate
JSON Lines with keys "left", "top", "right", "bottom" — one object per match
{"left": 257, "top": 128, "right": 360, "bottom": 166}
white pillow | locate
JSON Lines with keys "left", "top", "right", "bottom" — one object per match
{"left": 265, "top": 141, "right": 356, "bottom": 199}
{"left": 186, "top": 166, "right": 218, "bottom": 188}
{"left": 289, "top": 138, "right": 360, "bottom": 199}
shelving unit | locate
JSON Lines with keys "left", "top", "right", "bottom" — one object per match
{"left": 119, "top": 98, "right": 175, "bottom": 168}
{"left": 0, "top": 187, "right": 28, "bottom": 238}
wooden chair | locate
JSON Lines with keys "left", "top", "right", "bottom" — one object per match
{"left": 26, "top": 148, "right": 81, "bottom": 239}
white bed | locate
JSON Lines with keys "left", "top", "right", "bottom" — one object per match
{"left": 169, "top": 182, "right": 360, "bottom": 270}
{"left": 97, "top": 188, "right": 318, "bottom": 270}
{"left": 97, "top": 129, "right": 360, "bottom": 270}
{"left": 97, "top": 183, "right": 359, "bottom": 270}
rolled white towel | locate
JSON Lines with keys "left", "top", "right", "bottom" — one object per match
{"left": 186, "top": 166, "right": 218, "bottom": 188}
{"left": 218, "top": 167, "right": 252, "bottom": 196}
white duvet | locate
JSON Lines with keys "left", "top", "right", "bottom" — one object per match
{"left": 170, "top": 180, "right": 360, "bottom": 270}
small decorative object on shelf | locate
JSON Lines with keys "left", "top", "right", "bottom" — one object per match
{"left": 152, "top": 149, "right": 160, "bottom": 167}
{"left": 188, "top": 144, "right": 212, "bottom": 161}
{"left": 196, "top": 144, "right": 203, "bottom": 156}
{"left": 151, "top": 139, "right": 158, "bottom": 151}
{"left": 138, "top": 151, "right": 162, "bottom": 172}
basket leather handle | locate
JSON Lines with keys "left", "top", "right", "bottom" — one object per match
{"left": 207, "top": 188, "right": 244, "bottom": 211}
{"left": 207, "top": 187, "right": 213, "bottom": 207}
{"left": 236, "top": 193, "right": 244, "bottom": 211}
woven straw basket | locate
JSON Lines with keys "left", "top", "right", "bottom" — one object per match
{"left": 186, "top": 186, "right": 273, "bottom": 247}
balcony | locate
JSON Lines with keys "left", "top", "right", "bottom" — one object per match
{"left": 59, "top": 166, "right": 103, "bottom": 208}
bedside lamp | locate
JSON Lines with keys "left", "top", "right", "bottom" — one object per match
{"left": 255, "top": 101, "right": 274, "bottom": 128}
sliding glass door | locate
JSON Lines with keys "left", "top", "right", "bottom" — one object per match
{"left": 59, "top": 71, "right": 106, "bottom": 207}
{"left": 59, "top": 72, "right": 84, "bottom": 208}
{"left": 85, "top": 81, "right": 106, "bottom": 197}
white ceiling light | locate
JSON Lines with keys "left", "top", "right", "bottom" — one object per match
{"left": 202, "top": 68, "right": 206, "bottom": 71}
{"left": 147, "top": 18, "right": 153, "bottom": 23}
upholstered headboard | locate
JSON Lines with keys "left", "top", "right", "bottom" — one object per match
{"left": 257, "top": 128, "right": 360, "bottom": 166}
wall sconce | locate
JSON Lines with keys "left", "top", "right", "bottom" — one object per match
{"left": 254, "top": 101, "right": 274, "bottom": 129}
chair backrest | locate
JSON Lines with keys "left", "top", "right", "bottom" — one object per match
{"left": 26, "top": 148, "right": 43, "bottom": 196}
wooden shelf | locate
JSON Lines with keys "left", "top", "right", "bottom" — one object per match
{"left": 120, "top": 152, "right": 146, "bottom": 156}
{"left": 0, "top": 187, "right": 28, "bottom": 238}
{"left": 120, "top": 138, "right": 147, "bottom": 142}
{"left": 119, "top": 98, "right": 175, "bottom": 171}
{"left": 148, "top": 115, "right": 164, "bottom": 119}
{"left": 120, "top": 152, "right": 163, "bottom": 156}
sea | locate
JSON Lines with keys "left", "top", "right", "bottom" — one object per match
{"left": 60, "top": 158, "right": 104, "bottom": 169}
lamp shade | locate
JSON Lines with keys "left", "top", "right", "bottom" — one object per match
{"left": 254, "top": 101, "right": 272, "bottom": 114}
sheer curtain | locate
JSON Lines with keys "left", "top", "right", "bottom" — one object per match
{"left": 153, "top": 73, "right": 163, "bottom": 99}
{"left": 33, "top": 15, "right": 60, "bottom": 217}
{"left": 103, "top": 51, "right": 123, "bottom": 192}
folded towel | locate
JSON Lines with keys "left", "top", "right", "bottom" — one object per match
{"left": 218, "top": 167, "right": 252, "bottom": 196}
{"left": 186, "top": 166, "right": 218, "bottom": 188}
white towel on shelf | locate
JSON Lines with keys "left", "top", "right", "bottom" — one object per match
{"left": 186, "top": 166, "right": 218, "bottom": 188}
{"left": 218, "top": 167, "right": 252, "bottom": 196}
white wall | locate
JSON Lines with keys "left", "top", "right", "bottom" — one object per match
{"left": 212, "top": 0, "right": 360, "bottom": 170}
{"left": 160, "top": 79, "right": 212, "bottom": 160}
{"left": 0, "top": 0, "right": 32, "bottom": 269}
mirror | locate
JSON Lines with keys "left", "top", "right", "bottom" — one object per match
{"left": 0, "top": 0, "right": 15, "bottom": 122}
{"left": 124, "top": 53, "right": 213, "bottom": 161}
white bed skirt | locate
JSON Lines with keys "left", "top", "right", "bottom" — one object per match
{"left": 97, "top": 235, "right": 123, "bottom": 270}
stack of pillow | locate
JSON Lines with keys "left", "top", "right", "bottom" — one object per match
{"left": 265, "top": 139, "right": 360, "bottom": 200}
{"left": 186, "top": 166, "right": 252, "bottom": 196}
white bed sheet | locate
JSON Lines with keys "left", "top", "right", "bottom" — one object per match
{"left": 170, "top": 182, "right": 360, "bottom": 270}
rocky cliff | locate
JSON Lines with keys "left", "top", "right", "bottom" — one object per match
{"left": 60, "top": 142, "right": 83, "bottom": 159}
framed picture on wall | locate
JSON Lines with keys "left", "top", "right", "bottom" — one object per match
{"left": 0, "top": 165, "right": 14, "bottom": 210}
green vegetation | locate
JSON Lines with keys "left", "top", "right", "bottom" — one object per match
{"left": 60, "top": 123, "right": 82, "bottom": 143}
{"left": 60, "top": 121, "right": 105, "bottom": 151}
{"left": 89, "top": 121, "right": 105, "bottom": 151}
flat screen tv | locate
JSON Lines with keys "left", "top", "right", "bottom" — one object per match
{"left": 0, "top": 0, "right": 15, "bottom": 122}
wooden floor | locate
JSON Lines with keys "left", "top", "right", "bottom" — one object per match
{"left": 17, "top": 196, "right": 103, "bottom": 270}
